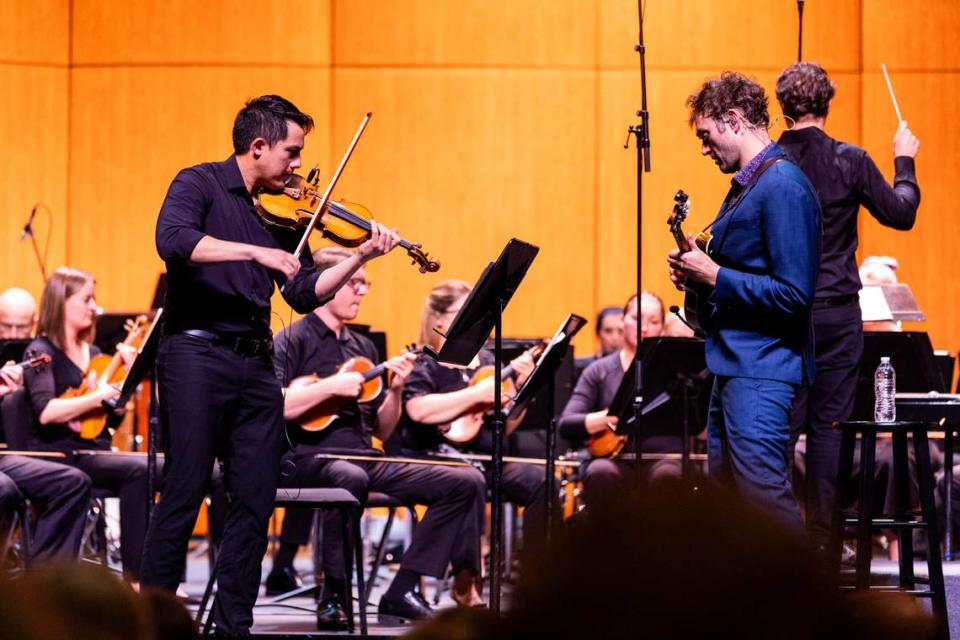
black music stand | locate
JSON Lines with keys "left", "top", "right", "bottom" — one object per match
{"left": 0, "top": 339, "right": 31, "bottom": 364}
{"left": 510, "top": 313, "right": 587, "bottom": 542}
{"left": 427, "top": 238, "right": 538, "bottom": 614}
{"left": 610, "top": 338, "right": 710, "bottom": 478}
{"left": 102, "top": 309, "right": 164, "bottom": 514}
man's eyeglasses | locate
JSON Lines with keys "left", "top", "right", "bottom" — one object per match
{"left": 346, "top": 278, "right": 372, "bottom": 291}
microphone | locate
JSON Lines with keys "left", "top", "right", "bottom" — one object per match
{"left": 669, "top": 305, "right": 697, "bottom": 334}
{"left": 20, "top": 205, "right": 37, "bottom": 241}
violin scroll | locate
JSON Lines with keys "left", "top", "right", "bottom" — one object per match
{"left": 406, "top": 243, "right": 440, "bottom": 273}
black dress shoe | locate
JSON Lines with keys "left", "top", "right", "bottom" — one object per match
{"left": 265, "top": 566, "right": 301, "bottom": 596}
{"left": 378, "top": 590, "right": 434, "bottom": 625}
{"left": 316, "top": 596, "right": 350, "bottom": 631}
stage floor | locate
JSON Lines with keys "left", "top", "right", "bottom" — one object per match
{"left": 181, "top": 543, "right": 469, "bottom": 638}
{"left": 178, "top": 548, "right": 960, "bottom": 638}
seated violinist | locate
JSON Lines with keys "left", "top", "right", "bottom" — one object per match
{"left": 398, "top": 279, "right": 559, "bottom": 549}
{"left": 265, "top": 248, "right": 487, "bottom": 628}
{"left": 559, "top": 292, "right": 685, "bottom": 511}
{"left": 15, "top": 267, "right": 149, "bottom": 582}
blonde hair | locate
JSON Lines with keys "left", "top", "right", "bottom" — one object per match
{"left": 418, "top": 280, "right": 471, "bottom": 348}
{"left": 311, "top": 246, "right": 353, "bottom": 272}
{"left": 37, "top": 267, "right": 96, "bottom": 349}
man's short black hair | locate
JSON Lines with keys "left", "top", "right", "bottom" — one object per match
{"left": 232, "top": 95, "right": 314, "bottom": 155}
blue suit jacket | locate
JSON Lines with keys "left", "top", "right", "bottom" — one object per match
{"left": 704, "top": 145, "right": 821, "bottom": 385}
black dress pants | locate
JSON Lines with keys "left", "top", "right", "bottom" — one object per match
{"left": 494, "top": 461, "right": 557, "bottom": 546}
{"left": 279, "top": 451, "right": 486, "bottom": 580}
{"left": 0, "top": 456, "right": 91, "bottom": 564}
{"left": 70, "top": 453, "right": 148, "bottom": 578}
{"left": 789, "top": 302, "right": 863, "bottom": 547}
{"left": 141, "top": 334, "right": 285, "bottom": 634}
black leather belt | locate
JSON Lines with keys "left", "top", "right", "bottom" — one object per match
{"left": 812, "top": 294, "right": 859, "bottom": 309}
{"left": 181, "top": 329, "right": 273, "bottom": 357}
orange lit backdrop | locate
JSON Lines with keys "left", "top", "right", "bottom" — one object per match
{"left": 1, "top": 0, "right": 956, "bottom": 362}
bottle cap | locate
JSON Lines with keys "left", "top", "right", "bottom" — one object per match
{"left": 880, "top": 356, "right": 891, "bottom": 363}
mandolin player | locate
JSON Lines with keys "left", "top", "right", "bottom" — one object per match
{"left": 265, "top": 248, "right": 487, "bottom": 627}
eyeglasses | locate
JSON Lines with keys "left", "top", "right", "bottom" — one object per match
{"left": 346, "top": 278, "right": 372, "bottom": 291}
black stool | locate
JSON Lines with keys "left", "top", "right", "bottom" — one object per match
{"left": 195, "top": 487, "right": 367, "bottom": 636}
{"left": 829, "top": 420, "right": 948, "bottom": 638}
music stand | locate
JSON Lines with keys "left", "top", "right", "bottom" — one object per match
{"left": 102, "top": 309, "right": 164, "bottom": 514}
{"left": 510, "top": 313, "right": 587, "bottom": 540}
{"left": 428, "top": 238, "right": 538, "bottom": 614}
{"left": 0, "top": 339, "right": 31, "bottom": 364}
{"left": 607, "top": 339, "right": 709, "bottom": 478}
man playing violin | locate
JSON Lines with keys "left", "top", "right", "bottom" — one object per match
{"left": 144, "top": 95, "right": 400, "bottom": 636}
{"left": 668, "top": 73, "right": 820, "bottom": 531}
{"left": 267, "top": 248, "right": 487, "bottom": 627}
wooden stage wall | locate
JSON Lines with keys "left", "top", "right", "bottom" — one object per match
{"left": 1, "top": 0, "right": 956, "bottom": 362}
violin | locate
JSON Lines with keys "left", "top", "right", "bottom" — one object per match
{"left": 257, "top": 168, "right": 440, "bottom": 274}
{"left": 59, "top": 315, "right": 150, "bottom": 440}
{"left": 290, "top": 345, "right": 421, "bottom": 433}
{"left": 443, "top": 343, "right": 546, "bottom": 444}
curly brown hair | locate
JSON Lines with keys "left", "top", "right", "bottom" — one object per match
{"left": 775, "top": 62, "right": 835, "bottom": 120}
{"left": 686, "top": 72, "right": 770, "bottom": 128}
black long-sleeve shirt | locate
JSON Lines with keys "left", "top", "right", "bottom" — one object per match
{"left": 155, "top": 156, "right": 325, "bottom": 336}
{"left": 273, "top": 314, "right": 383, "bottom": 453}
{"left": 777, "top": 127, "right": 920, "bottom": 298}
{"left": 558, "top": 352, "right": 681, "bottom": 454}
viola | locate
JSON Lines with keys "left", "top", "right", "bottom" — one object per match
{"left": 59, "top": 315, "right": 150, "bottom": 440}
{"left": 257, "top": 168, "right": 440, "bottom": 274}
{"left": 442, "top": 343, "right": 546, "bottom": 444}
{"left": 290, "top": 346, "right": 421, "bottom": 433}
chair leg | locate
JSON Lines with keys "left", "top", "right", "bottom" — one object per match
{"left": 365, "top": 507, "right": 397, "bottom": 606}
{"left": 914, "top": 431, "right": 950, "bottom": 640}
{"left": 195, "top": 543, "right": 221, "bottom": 636}
{"left": 891, "top": 432, "right": 915, "bottom": 588}
{"left": 829, "top": 431, "right": 857, "bottom": 575}
{"left": 339, "top": 508, "right": 355, "bottom": 633}
{"left": 353, "top": 507, "right": 368, "bottom": 636}
{"left": 856, "top": 432, "right": 877, "bottom": 589}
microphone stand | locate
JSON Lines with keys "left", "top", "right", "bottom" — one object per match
{"left": 624, "top": 0, "right": 651, "bottom": 469}
{"left": 21, "top": 205, "right": 48, "bottom": 282}
{"left": 797, "top": 0, "right": 805, "bottom": 61}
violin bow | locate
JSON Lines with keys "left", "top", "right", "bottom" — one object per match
{"left": 283, "top": 112, "right": 372, "bottom": 290}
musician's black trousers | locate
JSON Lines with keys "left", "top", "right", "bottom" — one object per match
{"left": 580, "top": 458, "right": 682, "bottom": 511}
{"left": 788, "top": 301, "right": 863, "bottom": 548}
{"left": 0, "top": 455, "right": 91, "bottom": 564}
{"left": 278, "top": 453, "right": 486, "bottom": 580}
{"left": 70, "top": 453, "right": 149, "bottom": 578}
{"left": 141, "top": 334, "right": 285, "bottom": 635}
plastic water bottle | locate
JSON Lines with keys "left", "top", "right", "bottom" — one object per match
{"left": 874, "top": 357, "right": 896, "bottom": 423}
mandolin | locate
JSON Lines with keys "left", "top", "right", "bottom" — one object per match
{"left": 667, "top": 190, "right": 712, "bottom": 336}
{"left": 442, "top": 343, "right": 546, "bottom": 444}
{"left": 59, "top": 315, "right": 150, "bottom": 440}
{"left": 290, "top": 346, "right": 420, "bottom": 433}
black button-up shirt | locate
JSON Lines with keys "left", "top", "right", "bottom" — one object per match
{"left": 155, "top": 156, "right": 324, "bottom": 336}
{"left": 273, "top": 314, "right": 382, "bottom": 453}
{"left": 778, "top": 127, "right": 920, "bottom": 298}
